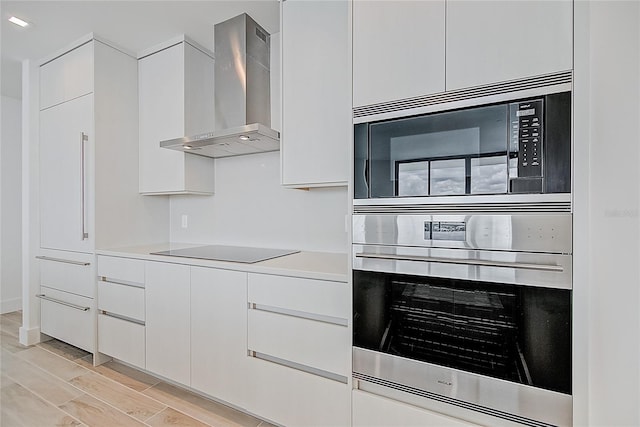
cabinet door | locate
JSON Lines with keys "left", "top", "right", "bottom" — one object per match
{"left": 138, "top": 43, "right": 186, "bottom": 194}
{"left": 191, "top": 267, "right": 247, "bottom": 408}
{"left": 352, "top": 0, "right": 445, "bottom": 107}
{"left": 40, "top": 94, "right": 94, "bottom": 253}
{"left": 281, "top": 0, "right": 350, "bottom": 187}
{"left": 40, "top": 41, "right": 94, "bottom": 110}
{"left": 446, "top": 0, "right": 573, "bottom": 90}
{"left": 145, "top": 261, "right": 190, "bottom": 385}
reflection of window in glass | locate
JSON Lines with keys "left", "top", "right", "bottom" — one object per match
{"left": 398, "top": 161, "right": 429, "bottom": 196}
{"left": 430, "top": 159, "right": 466, "bottom": 195}
{"left": 471, "top": 155, "right": 508, "bottom": 194}
{"left": 508, "top": 156, "right": 519, "bottom": 180}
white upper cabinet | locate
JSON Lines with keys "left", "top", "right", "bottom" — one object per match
{"left": 352, "top": 1, "right": 572, "bottom": 104}
{"left": 352, "top": 0, "right": 446, "bottom": 107}
{"left": 281, "top": 0, "right": 350, "bottom": 188}
{"left": 445, "top": 0, "right": 573, "bottom": 90}
{"left": 138, "top": 38, "right": 215, "bottom": 195}
{"left": 40, "top": 41, "right": 94, "bottom": 110}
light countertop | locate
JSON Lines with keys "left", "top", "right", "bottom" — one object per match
{"left": 96, "top": 243, "right": 349, "bottom": 283}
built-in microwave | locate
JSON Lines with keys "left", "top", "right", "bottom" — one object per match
{"left": 354, "top": 90, "right": 571, "bottom": 200}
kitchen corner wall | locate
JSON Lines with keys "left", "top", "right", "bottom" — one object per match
{"left": 1, "top": 95, "right": 23, "bottom": 313}
{"left": 168, "top": 151, "right": 348, "bottom": 253}
{"left": 573, "top": 2, "right": 640, "bottom": 425}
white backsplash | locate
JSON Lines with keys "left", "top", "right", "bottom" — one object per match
{"left": 169, "top": 151, "right": 348, "bottom": 253}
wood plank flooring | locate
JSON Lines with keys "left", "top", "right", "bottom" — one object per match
{"left": 0, "top": 311, "right": 275, "bottom": 427}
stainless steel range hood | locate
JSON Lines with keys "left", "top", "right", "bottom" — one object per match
{"left": 160, "top": 13, "right": 279, "bottom": 158}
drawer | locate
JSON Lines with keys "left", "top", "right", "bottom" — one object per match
{"left": 248, "top": 308, "right": 350, "bottom": 378}
{"left": 353, "top": 390, "right": 482, "bottom": 427}
{"left": 246, "top": 355, "right": 351, "bottom": 427}
{"left": 39, "top": 252, "right": 94, "bottom": 297}
{"left": 98, "top": 314, "right": 145, "bottom": 369}
{"left": 97, "top": 256, "right": 145, "bottom": 286}
{"left": 248, "top": 273, "right": 349, "bottom": 320}
{"left": 39, "top": 286, "right": 94, "bottom": 353}
{"left": 97, "top": 281, "right": 144, "bottom": 321}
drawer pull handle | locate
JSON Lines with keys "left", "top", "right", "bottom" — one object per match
{"left": 36, "top": 294, "right": 90, "bottom": 311}
{"left": 99, "top": 310, "right": 145, "bottom": 326}
{"left": 36, "top": 256, "right": 90, "bottom": 266}
{"left": 249, "top": 350, "right": 348, "bottom": 384}
{"left": 250, "top": 303, "right": 348, "bottom": 327}
{"left": 355, "top": 252, "right": 564, "bottom": 272}
{"left": 99, "top": 277, "right": 145, "bottom": 289}
{"left": 80, "top": 132, "right": 89, "bottom": 240}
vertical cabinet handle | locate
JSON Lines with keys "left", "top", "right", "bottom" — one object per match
{"left": 81, "top": 132, "right": 88, "bottom": 240}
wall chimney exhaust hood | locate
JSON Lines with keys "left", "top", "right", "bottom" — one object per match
{"left": 160, "top": 13, "right": 279, "bottom": 158}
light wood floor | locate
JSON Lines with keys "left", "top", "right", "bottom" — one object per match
{"left": 0, "top": 311, "right": 275, "bottom": 427}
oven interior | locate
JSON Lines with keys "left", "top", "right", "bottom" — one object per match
{"left": 353, "top": 270, "right": 572, "bottom": 395}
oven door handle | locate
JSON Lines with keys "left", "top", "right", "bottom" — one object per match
{"left": 355, "top": 252, "right": 564, "bottom": 272}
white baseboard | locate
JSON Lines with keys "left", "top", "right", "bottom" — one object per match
{"left": 1, "top": 298, "right": 22, "bottom": 314}
{"left": 19, "top": 326, "right": 42, "bottom": 346}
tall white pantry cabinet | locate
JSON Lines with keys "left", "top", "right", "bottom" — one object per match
{"left": 37, "top": 34, "right": 165, "bottom": 357}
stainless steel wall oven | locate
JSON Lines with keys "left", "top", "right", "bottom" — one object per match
{"left": 352, "top": 82, "right": 573, "bottom": 427}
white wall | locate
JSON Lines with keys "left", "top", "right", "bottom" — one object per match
{"left": 169, "top": 151, "right": 348, "bottom": 253}
{"left": 1, "top": 95, "right": 23, "bottom": 314}
{"left": 20, "top": 59, "right": 41, "bottom": 346}
{"left": 574, "top": 2, "right": 640, "bottom": 425}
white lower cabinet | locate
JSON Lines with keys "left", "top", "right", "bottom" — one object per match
{"left": 246, "top": 273, "right": 351, "bottom": 426}
{"left": 353, "top": 390, "right": 482, "bottom": 427}
{"left": 94, "top": 257, "right": 352, "bottom": 426}
{"left": 190, "top": 267, "right": 248, "bottom": 409}
{"left": 145, "top": 261, "right": 190, "bottom": 385}
{"left": 97, "top": 256, "right": 146, "bottom": 369}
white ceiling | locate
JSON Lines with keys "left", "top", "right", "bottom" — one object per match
{"left": 0, "top": 0, "right": 281, "bottom": 99}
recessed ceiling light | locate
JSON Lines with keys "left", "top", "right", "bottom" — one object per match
{"left": 238, "top": 135, "right": 250, "bottom": 141}
{"left": 8, "top": 16, "right": 29, "bottom": 28}
{"left": 183, "top": 145, "right": 193, "bottom": 150}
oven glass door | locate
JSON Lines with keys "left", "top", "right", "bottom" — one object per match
{"left": 368, "top": 104, "right": 511, "bottom": 198}
{"left": 353, "top": 269, "right": 571, "bottom": 395}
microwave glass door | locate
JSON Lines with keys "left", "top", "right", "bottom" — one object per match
{"left": 368, "top": 104, "right": 510, "bottom": 198}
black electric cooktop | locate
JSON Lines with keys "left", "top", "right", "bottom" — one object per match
{"left": 150, "top": 245, "right": 299, "bottom": 264}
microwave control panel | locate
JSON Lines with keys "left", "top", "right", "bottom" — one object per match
{"left": 510, "top": 99, "right": 543, "bottom": 178}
